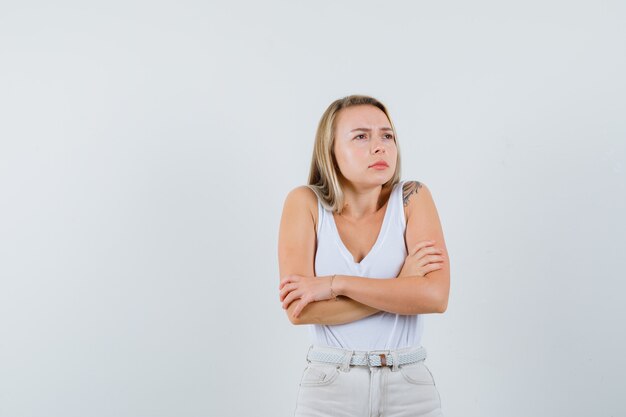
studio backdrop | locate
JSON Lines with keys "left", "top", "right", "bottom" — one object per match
{"left": 0, "top": 1, "right": 624, "bottom": 416}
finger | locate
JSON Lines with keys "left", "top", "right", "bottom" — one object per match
{"left": 279, "top": 283, "right": 298, "bottom": 301}
{"left": 280, "top": 274, "right": 301, "bottom": 290}
{"left": 279, "top": 276, "right": 288, "bottom": 290}
{"left": 280, "top": 282, "right": 296, "bottom": 299}
{"left": 414, "top": 246, "right": 443, "bottom": 259}
{"left": 410, "top": 240, "right": 436, "bottom": 256}
{"left": 292, "top": 301, "right": 301, "bottom": 318}
{"left": 283, "top": 290, "right": 302, "bottom": 309}
{"left": 283, "top": 290, "right": 299, "bottom": 308}
{"left": 279, "top": 275, "right": 294, "bottom": 289}
{"left": 293, "top": 297, "right": 311, "bottom": 318}
{"left": 415, "top": 257, "right": 445, "bottom": 272}
{"left": 424, "top": 254, "right": 445, "bottom": 264}
{"left": 413, "top": 250, "right": 443, "bottom": 264}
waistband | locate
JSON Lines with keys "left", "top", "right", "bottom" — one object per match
{"left": 306, "top": 344, "right": 427, "bottom": 371}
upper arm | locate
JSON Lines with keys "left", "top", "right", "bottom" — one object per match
{"left": 403, "top": 181, "right": 450, "bottom": 311}
{"left": 277, "top": 186, "right": 317, "bottom": 321}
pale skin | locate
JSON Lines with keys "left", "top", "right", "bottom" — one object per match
{"left": 277, "top": 104, "right": 450, "bottom": 324}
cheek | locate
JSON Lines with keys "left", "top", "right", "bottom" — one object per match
{"left": 335, "top": 145, "right": 357, "bottom": 164}
{"left": 388, "top": 145, "right": 398, "bottom": 161}
{"left": 343, "top": 149, "right": 369, "bottom": 168}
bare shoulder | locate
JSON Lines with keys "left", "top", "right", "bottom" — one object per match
{"left": 278, "top": 185, "right": 319, "bottom": 282}
{"left": 402, "top": 179, "right": 447, "bottom": 259}
{"left": 402, "top": 180, "right": 429, "bottom": 220}
{"left": 282, "top": 185, "right": 319, "bottom": 230}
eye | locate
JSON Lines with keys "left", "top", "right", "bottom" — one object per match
{"left": 355, "top": 134, "right": 367, "bottom": 140}
{"left": 384, "top": 134, "right": 395, "bottom": 140}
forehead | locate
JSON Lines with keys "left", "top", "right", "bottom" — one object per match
{"left": 335, "top": 105, "right": 391, "bottom": 133}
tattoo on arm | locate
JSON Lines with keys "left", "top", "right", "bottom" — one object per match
{"left": 402, "top": 181, "right": 422, "bottom": 207}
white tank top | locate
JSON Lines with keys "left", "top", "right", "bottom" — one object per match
{"left": 308, "top": 180, "right": 424, "bottom": 351}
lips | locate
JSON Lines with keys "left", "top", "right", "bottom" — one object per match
{"left": 369, "top": 161, "right": 389, "bottom": 168}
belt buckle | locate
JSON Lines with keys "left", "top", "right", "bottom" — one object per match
{"left": 368, "top": 351, "right": 390, "bottom": 367}
{"left": 379, "top": 353, "right": 388, "bottom": 367}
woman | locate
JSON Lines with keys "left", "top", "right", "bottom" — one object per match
{"left": 278, "top": 94, "right": 449, "bottom": 417}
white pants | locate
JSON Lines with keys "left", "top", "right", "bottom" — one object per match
{"left": 294, "top": 345, "right": 444, "bottom": 417}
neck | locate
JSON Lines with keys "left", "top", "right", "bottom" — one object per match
{"left": 339, "top": 183, "right": 391, "bottom": 220}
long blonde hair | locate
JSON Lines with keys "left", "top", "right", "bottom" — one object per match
{"left": 307, "top": 94, "right": 402, "bottom": 213}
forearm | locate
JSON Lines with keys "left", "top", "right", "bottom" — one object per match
{"left": 333, "top": 275, "right": 446, "bottom": 315}
{"left": 287, "top": 296, "right": 380, "bottom": 325}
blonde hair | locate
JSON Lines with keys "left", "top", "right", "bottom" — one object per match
{"left": 307, "top": 94, "right": 402, "bottom": 213}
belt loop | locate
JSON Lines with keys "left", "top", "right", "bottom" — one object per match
{"left": 390, "top": 350, "right": 399, "bottom": 372}
{"left": 340, "top": 349, "right": 353, "bottom": 372}
{"left": 305, "top": 344, "right": 313, "bottom": 364}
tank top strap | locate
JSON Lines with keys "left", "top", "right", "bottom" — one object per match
{"left": 392, "top": 180, "right": 407, "bottom": 229}
{"left": 316, "top": 194, "right": 323, "bottom": 235}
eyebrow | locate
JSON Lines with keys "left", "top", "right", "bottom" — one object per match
{"left": 349, "top": 127, "right": 394, "bottom": 132}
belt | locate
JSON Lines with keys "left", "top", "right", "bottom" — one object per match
{"left": 307, "top": 345, "right": 427, "bottom": 367}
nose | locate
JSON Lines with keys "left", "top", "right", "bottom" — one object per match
{"left": 372, "top": 138, "right": 387, "bottom": 154}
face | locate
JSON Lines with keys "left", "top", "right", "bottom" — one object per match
{"left": 333, "top": 104, "right": 398, "bottom": 188}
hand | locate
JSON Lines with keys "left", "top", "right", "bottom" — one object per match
{"left": 279, "top": 274, "right": 333, "bottom": 318}
{"left": 398, "top": 240, "right": 445, "bottom": 278}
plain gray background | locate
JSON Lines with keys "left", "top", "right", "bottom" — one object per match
{"left": 1, "top": 1, "right": 625, "bottom": 416}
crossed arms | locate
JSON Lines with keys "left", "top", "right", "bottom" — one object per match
{"left": 277, "top": 182, "right": 450, "bottom": 325}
